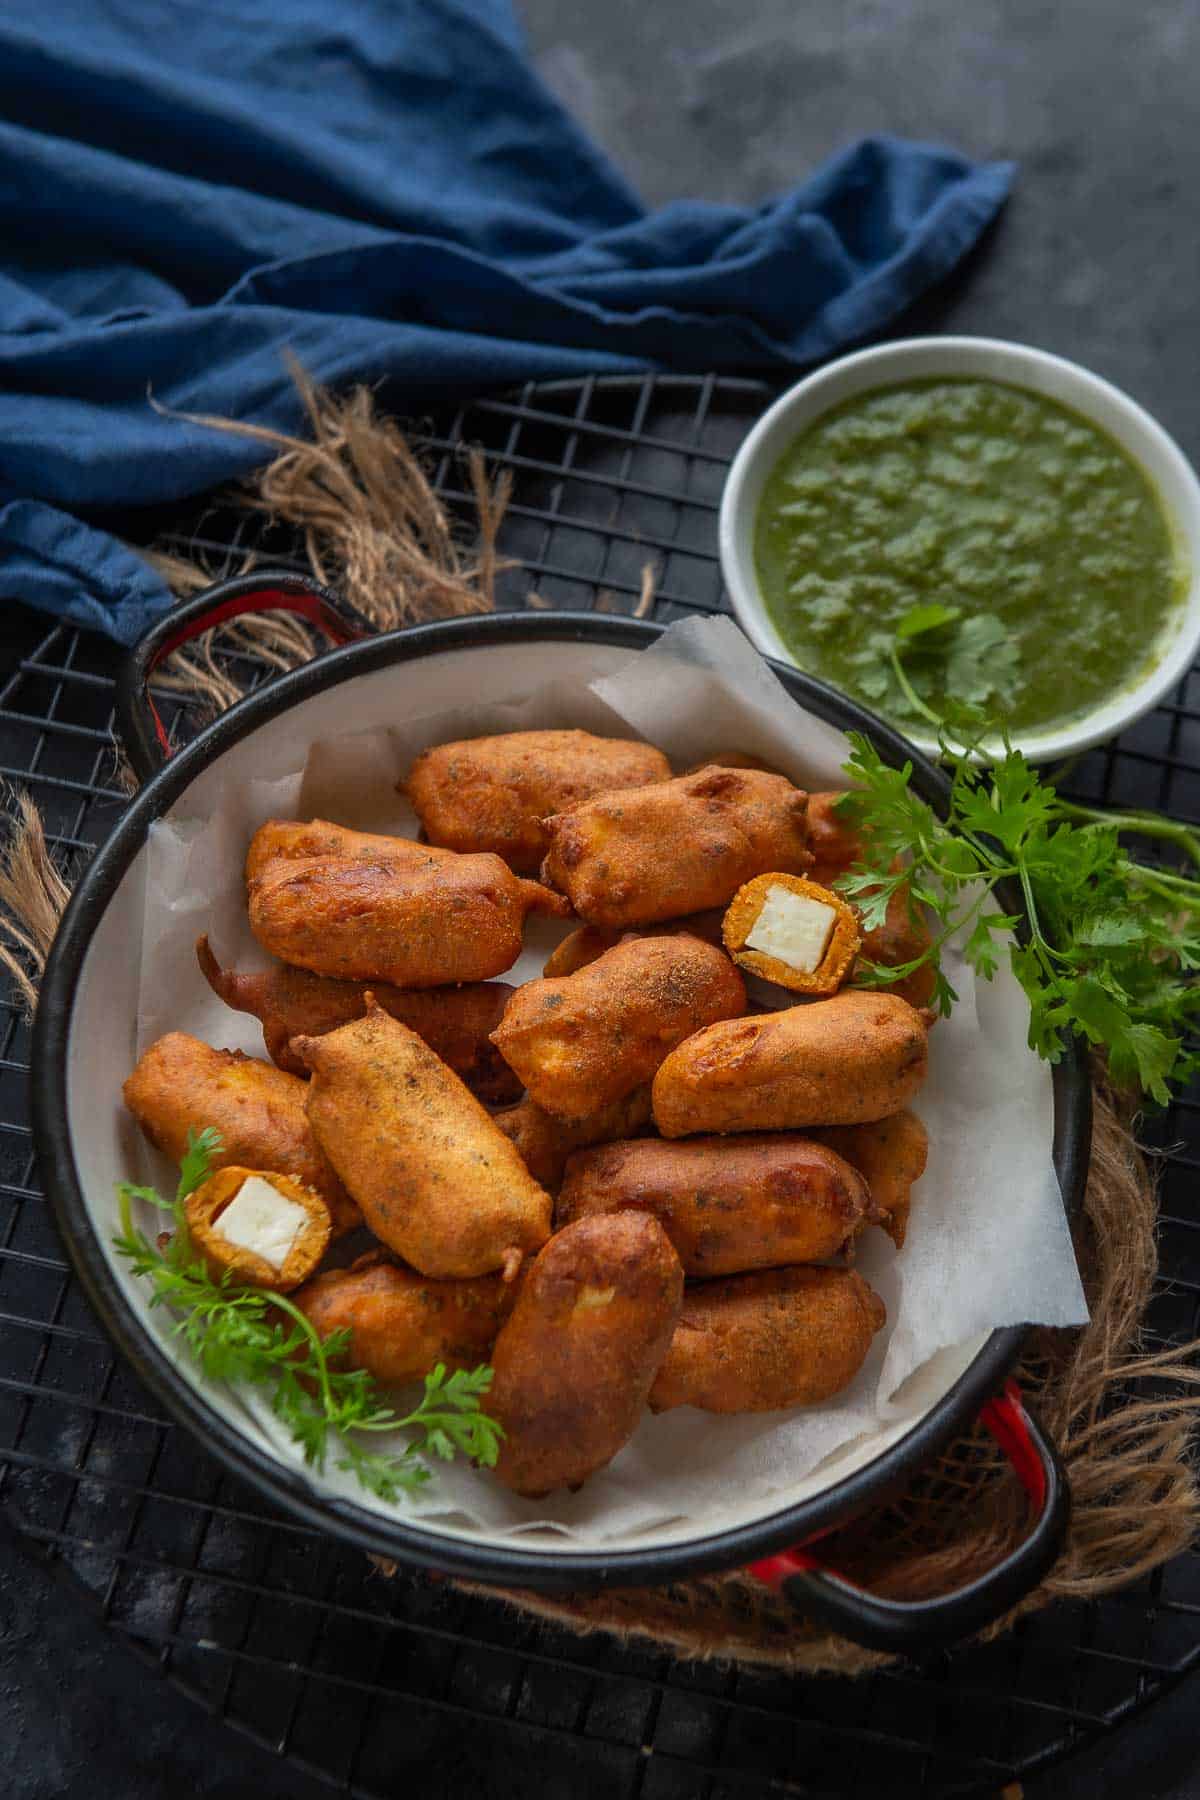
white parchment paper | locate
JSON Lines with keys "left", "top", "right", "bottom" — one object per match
{"left": 131, "top": 615, "right": 1088, "bottom": 1547}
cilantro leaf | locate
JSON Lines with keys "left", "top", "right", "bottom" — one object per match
{"left": 177, "top": 1125, "right": 223, "bottom": 1201}
{"left": 944, "top": 613, "right": 1022, "bottom": 709}
{"left": 963, "top": 909, "right": 1021, "bottom": 981}
{"left": 883, "top": 607, "right": 1022, "bottom": 724}
{"left": 895, "top": 602, "right": 962, "bottom": 641}
{"left": 1072, "top": 915, "right": 1147, "bottom": 949}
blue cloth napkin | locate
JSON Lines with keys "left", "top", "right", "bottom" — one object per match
{"left": 0, "top": 0, "right": 1013, "bottom": 643}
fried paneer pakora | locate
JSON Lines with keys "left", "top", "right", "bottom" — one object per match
{"left": 294, "top": 1252, "right": 515, "bottom": 1385}
{"left": 557, "top": 1135, "right": 875, "bottom": 1276}
{"left": 540, "top": 766, "right": 811, "bottom": 928}
{"left": 196, "top": 935, "right": 519, "bottom": 1099}
{"left": 488, "top": 1213, "right": 683, "bottom": 1496}
{"left": 404, "top": 729, "right": 670, "bottom": 873}
{"left": 722, "top": 873, "right": 861, "bottom": 995}
{"left": 651, "top": 989, "right": 931, "bottom": 1137}
{"left": 494, "top": 1086, "right": 654, "bottom": 1193}
{"left": 813, "top": 1110, "right": 928, "bottom": 1250}
{"left": 245, "top": 817, "right": 421, "bottom": 884}
{"left": 246, "top": 822, "right": 568, "bottom": 988}
{"left": 295, "top": 1002, "right": 551, "bottom": 1279}
{"left": 649, "top": 1266, "right": 885, "bottom": 1413}
{"left": 806, "top": 791, "right": 865, "bottom": 887}
{"left": 184, "top": 1166, "right": 331, "bottom": 1291}
{"left": 123, "top": 1032, "right": 360, "bottom": 1235}
{"left": 491, "top": 933, "right": 747, "bottom": 1119}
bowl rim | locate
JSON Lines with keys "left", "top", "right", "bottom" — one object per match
{"left": 719, "top": 334, "right": 1200, "bottom": 763}
{"left": 31, "top": 610, "right": 1091, "bottom": 1591}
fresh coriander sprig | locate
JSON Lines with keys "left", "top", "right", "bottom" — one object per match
{"left": 836, "top": 730, "right": 1200, "bottom": 1103}
{"left": 880, "top": 603, "right": 1022, "bottom": 726}
{"left": 113, "top": 1130, "right": 503, "bottom": 1501}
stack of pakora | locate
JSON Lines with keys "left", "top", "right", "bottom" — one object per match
{"left": 124, "top": 727, "right": 933, "bottom": 1500}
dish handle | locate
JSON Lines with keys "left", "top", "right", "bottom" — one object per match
{"left": 749, "top": 1380, "right": 1069, "bottom": 1655}
{"left": 114, "top": 569, "right": 373, "bottom": 785}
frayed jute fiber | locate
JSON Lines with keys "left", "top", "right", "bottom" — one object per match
{"left": 7, "top": 369, "right": 1199, "bottom": 1675}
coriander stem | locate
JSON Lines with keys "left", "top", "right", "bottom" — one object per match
{"left": 1125, "top": 862, "right": 1200, "bottom": 896}
{"left": 1043, "top": 752, "right": 1083, "bottom": 789}
{"left": 1125, "top": 865, "right": 1200, "bottom": 911}
{"left": 1017, "top": 862, "right": 1050, "bottom": 957}
{"left": 266, "top": 1289, "right": 341, "bottom": 1421}
{"left": 170, "top": 1198, "right": 193, "bottom": 1264}
{"left": 889, "top": 647, "right": 943, "bottom": 730}
{"left": 1055, "top": 800, "right": 1200, "bottom": 870}
{"left": 925, "top": 850, "right": 996, "bottom": 886}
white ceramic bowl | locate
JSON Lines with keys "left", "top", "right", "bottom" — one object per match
{"left": 720, "top": 336, "right": 1200, "bottom": 762}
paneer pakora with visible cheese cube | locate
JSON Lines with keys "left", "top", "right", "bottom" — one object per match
{"left": 722, "top": 871, "right": 861, "bottom": 995}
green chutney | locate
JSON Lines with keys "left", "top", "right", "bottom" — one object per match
{"left": 753, "top": 378, "right": 1185, "bottom": 734}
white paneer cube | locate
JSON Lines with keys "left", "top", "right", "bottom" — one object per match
{"left": 744, "top": 885, "right": 838, "bottom": 974}
{"left": 214, "top": 1176, "right": 309, "bottom": 1271}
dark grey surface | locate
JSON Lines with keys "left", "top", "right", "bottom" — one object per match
{"left": 0, "top": 1529, "right": 327, "bottom": 1800}
{"left": 5, "top": 1, "right": 1200, "bottom": 1795}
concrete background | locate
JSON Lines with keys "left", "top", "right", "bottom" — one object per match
{"left": 528, "top": 0, "right": 1200, "bottom": 463}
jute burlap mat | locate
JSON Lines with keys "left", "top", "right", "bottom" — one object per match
{"left": 5, "top": 368, "right": 1197, "bottom": 1676}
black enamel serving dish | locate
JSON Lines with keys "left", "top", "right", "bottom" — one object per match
{"left": 31, "top": 575, "right": 1089, "bottom": 1653}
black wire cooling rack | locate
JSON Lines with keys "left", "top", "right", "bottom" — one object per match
{"left": 3, "top": 374, "right": 1200, "bottom": 1799}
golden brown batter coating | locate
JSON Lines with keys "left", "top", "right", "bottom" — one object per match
{"left": 806, "top": 792, "right": 865, "bottom": 887}
{"left": 184, "top": 1166, "right": 331, "bottom": 1291}
{"left": 557, "top": 1135, "right": 875, "bottom": 1275}
{"left": 541, "top": 910, "right": 726, "bottom": 979}
{"left": 813, "top": 1110, "right": 928, "bottom": 1250}
{"left": 541, "top": 923, "right": 622, "bottom": 979}
{"left": 491, "top": 934, "right": 747, "bottom": 1120}
{"left": 494, "top": 1086, "right": 654, "bottom": 1193}
{"left": 196, "top": 935, "right": 519, "bottom": 1099}
{"left": 245, "top": 817, "right": 428, "bottom": 884}
{"left": 488, "top": 1213, "right": 683, "bottom": 1496}
{"left": 123, "top": 1032, "right": 361, "bottom": 1236}
{"left": 539, "top": 766, "right": 811, "bottom": 928}
{"left": 294, "top": 1252, "right": 514, "bottom": 1385}
{"left": 651, "top": 990, "right": 931, "bottom": 1137}
{"left": 295, "top": 1002, "right": 551, "bottom": 1279}
{"left": 649, "top": 1266, "right": 885, "bottom": 1413}
{"left": 247, "top": 841, "right": 568, "bottom": 988}
{"left": 404, "top": 730, "right": 670, "bottom": 873}
{"left": 721, "top": 873, "right": 861, "bottom": 996}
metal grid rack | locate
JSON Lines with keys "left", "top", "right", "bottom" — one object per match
{"left": 1, "top": 374, "right": 1199, "bottom": 1798}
